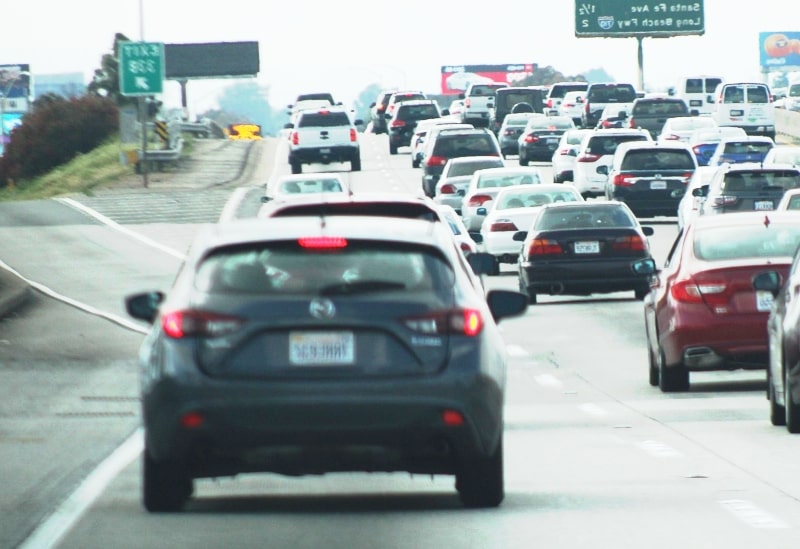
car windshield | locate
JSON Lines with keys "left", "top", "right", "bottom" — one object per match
{"left": 195, "top": 242, "right": 456, "bottom": 299}
{"left": 621, "top": 150, "right": 696, "bottom": 170}
{"left": 297, "top": 112, "right": 351, "bottom": 127}
{"left": 536, "top": 205, "right": 636, "bottom": 229}
{"left": 721, "top": 170, "right": 800, "bottom": 192}
{"left": 478, "top": 173, "right": 541, "bottom": 188}
{"left": 448, "top": 160, "right": 503, "bottom": 177}
{"left": 694, "top": 224, "right": 800, "bottom": 260}
{"left": 498, "top": 190, "right": 581, "bottom": 209}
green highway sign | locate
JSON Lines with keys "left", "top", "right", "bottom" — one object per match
{"left": 119, "top": 41, "right": 165, "bottom": 96}
{"left": 575, "top": 1, "right": 704, "bottom": 38}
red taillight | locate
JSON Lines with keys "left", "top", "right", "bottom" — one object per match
{"left": 298, "top": 236, "right": 348, "bottom": 249}
{"left": 180, "top": 412, "right": 205, "bottom": 429}
{"left": 350, "top": 128, "right": 357, "bottom": 142}
{"left": 161, "top": 310, "right": 243, "bottom": 339}
{"left": 390, "top": 119, "right": 406, "bottom": 128}
{"left": 403, "top": 308, "right": 484, "bottom": 336}
{"left": 426, "top": 155, "right": 448, "bottom": 167}
{"left": 528, "top": 238, "right": 563, "bottom": 256}
{"left": 628, "top": 117, "right": 636, "bottom": 128}
{"left": 440, "top": 183, "right": 458, "bottom": 194}
{"left": 710, "top": 195, "right": 739, "bottom": 208}
{"left": 546, "top": 99, "right": 553, "bottom": 108}
{"left": 524, "top": 134, "right": 540, "bottom": 143}
{"left": 601, "top": 119, "right": 615, "bottom": 128}
{"left": 489, "top": 219, "right": 517, "bottom": 232}
{"left": 291, "top": 131, "right": 299, "bottom": 145}
{"left": 671, "top": 278, "right": 727, "bottom": 305}
{"left": 612, "top": 235, "right": 648, "bottom": 251}
{"left": 441, "top": 409, "right": 465, "bottom": 426}
{"left": 663, "top": 134, "right": 680, "bottom": 141}
{"left": 467, "top": 194, "right": 493, "bottom": 207}
{"left": 584, "top": 102, "right": 590, "bottom": 113}
{"left": 503, "top": 129, "right": 516, "bottom": 136}
{"left": 465, "top": 98, "right": 472, "bottom": 107}
{"left": 680, "top": 172, "right": 693, "bottom": 183}
{"left": 577, "top": 153, "right": 601, "bottom": 163}
{"left": 613, "top": 174, "right": 635, "bottom": 187}
{"left": 459, "top": 241, "right": 474, "bottom": 253}
{"left": 692, "top": 144, "right": 704, "bottom": 156}
{"left": 563, "top": 102, "right": 574, "bottom": 108}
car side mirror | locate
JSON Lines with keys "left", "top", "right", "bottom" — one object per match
{"left": 283, "top": 123, "right": 294, "bottom": 129}
{"left": 476, "top": 207, "right": 487, "bottom": 215}
{"left": 568, "top": 149, "right": 578, "bottom": 157}
{"left": 385, "top": 113, "right": 392, "bottom": 119}
{"left": 469, "top": 231, "right": 483, "bottom": 244}
{"left": 485, "top": 289, "right": 529, "bottom": 322}
{"left": 692, "top": 185, "right": 709, "bottom": 197}
{"left": 641, "top": 226, "right": 655, "bottom": 236}
{"left": 597, "top": 165, "right": 609, "bottom": 175}
{"left": 441, "top": 109, "right": 450, "bottom": 116}
{"left": 630, "top": 257, "right": 657, "bottom": 276}
{"left": 753, "top": 271, "right": 782, "bottom": 297}
{"left": 512, "top": 230, "right": 528, "bottom": 242}
{"left": 125, "top": 291, "right": 165, "bottom": 324}
{"left": 707, "top": 94, "right": 715, "bottom": 104}
{"left": 369, "top": 102, "right": 376, "bottom": 108}
{"left": 260, "top": 196, "right": 271, "bottom": 203}
{"left": 354, "top": 119, "right": 364, "bottom": 126}
{"left": 618, "top": 110, "right": 628, "bottom": 119}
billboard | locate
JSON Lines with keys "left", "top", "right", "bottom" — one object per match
{"left": 440, "top": 64, "right": 537, "bottom": 95}
{"left": 760, "top": 32, "right": 800, "bottom": 70}
{"left": 0, "top": 64, "right": 32, "bottom": 108}
{"left": 165, "top": 42, "right": 259, "bottom": 80}
{"left": 575, "top": 0, "right": 704, "bottom": 38}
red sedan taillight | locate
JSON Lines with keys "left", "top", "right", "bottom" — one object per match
{"left": 426, "top": 155, "right": 448, "bottom": 167}
{"left": 403, "top": 309, "right": 484, "bottom": 336}
{"left": 612, "top": 235, "right": 648, "bottom": 252}
{"left": 440, "top": 183, "right": 458, "bottom": 194}
{"left": 577, "top": 152, "right": 601, "bottom": 163}
{"left": 613, "top": 174, "right": 636, "bottom": 187}
{"left": 291, "top": 131, "right": 299, "bottom": 145}
{"left": 467, "top": 194, "right": 493, "bottom": 207}
{"left": 528, "top": 238, "right": 563, "bottom": 256}
{"left": 350, "top": 128, "right": 358, "bottom": 142}
{"left": 670, "top": 278, "right": 728, "bottom": 305}
{"left": 161, "top": 310, "right": 243, "bottom": 339}
{"left": 489, "top": 219, "right": 517, "bottom": 232}
{"left": 523, "top": 134, "right": 540, "bottom": 144}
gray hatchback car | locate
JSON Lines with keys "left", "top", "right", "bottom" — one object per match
{"left": 125, "top": 215, "right": 528, "bottom": 512}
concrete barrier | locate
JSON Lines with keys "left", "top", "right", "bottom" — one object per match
{"left": 777, "top": 108, "right": 800, "bottom": 141}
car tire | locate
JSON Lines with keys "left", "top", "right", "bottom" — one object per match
{"left": 456, "top": 438, "right": 504, "bottom": 508}
{"left": 143, "top": 448, "right": 193, "bottom": 513}
{"left": 769, "top": 369, "right": 786, "bottom": 426}
{"left": 634, "top": 287, "right": 649, "bottom": 300}
{"left": 785, "top": 367, "right": 800, "bottom": 433}
{"left": 351, "top": 155, "right": 361, "bottom": 172}
{"left": 659, "top": 351, "right": 689, "bottom": 392}
{"left": 389, "top": 144, "right": 398, "bottom": 155}
{"left": 412, "top": 157, "right": 420, "bottom": 168}
{"left": 290, "top": 161, "right": 302, "bottom": 174}
{"left": 519, "top": 153, "right": 529, "bottom": 167}
{"left": 648, "top": 343, "right": 659, "bottom": 387}
{"left": 518, "top": 277, "right": 535, "bottom": 304}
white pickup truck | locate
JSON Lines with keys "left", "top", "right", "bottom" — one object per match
{"left": 459, "top": 82, "right": 508, "bottom": 127}
{"left": 286, "top": 106, "right": 362, "bottom": 174}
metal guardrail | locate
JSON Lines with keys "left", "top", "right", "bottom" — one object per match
{"left": 776, "top": 108, "right": 800, "bottom": 141}
{"left": 136, "top": 137, "right": 184, "bottom": 173}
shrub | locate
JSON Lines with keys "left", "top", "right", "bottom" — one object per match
{"left": 0, "top": 94, "right": 119, "bottom": 187}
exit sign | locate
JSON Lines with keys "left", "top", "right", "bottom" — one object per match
{"left": 575, "top": 1, "right": 704, "bottom": 37}
{"left": 119, "top": 41, "right": 165, "bottom": 96}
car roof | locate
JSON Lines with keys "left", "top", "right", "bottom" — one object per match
{"left": 258, "top": 192, "right": 445, "bottom": 221}
{"left": 445, "top": 155, "right": 504, "bottom": 165}
{"left": 690, "top": 210, "right": 800, "bottom": 230}
{"left": 192, "top": 216, "right": 454, "bottom": 257}
{"left": 615, "top": 140, "right": 694, "bottom": 152}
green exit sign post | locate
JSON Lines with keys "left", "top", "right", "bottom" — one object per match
{"left": 119, "top": 41, "right": 165, "bottom": 96}
{"left": 575, "top": 1, "right": 704, "bottom": 38}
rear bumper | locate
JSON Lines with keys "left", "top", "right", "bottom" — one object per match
{"left": 519, "top": 257, "right": 651, "bottom": 295}
{"left": 289, "top": 146, "right": 359, "bottom": 164}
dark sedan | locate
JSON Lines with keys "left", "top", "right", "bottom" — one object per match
{"left": 125, "top": 216, "right": 528, "bottom": 512}
{"left": 644, "top": 212, "right": 800, "bottom": 393}
{"left": 515, "top": 201, "right": 655, "bottom": 304}
{"left": 517, "top": 116, "right": 575, "bottom": 165}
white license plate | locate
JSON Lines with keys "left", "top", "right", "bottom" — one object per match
{"left": 650, "top": 180, "right": 667, "bottom": 190}
{"left": 730, "top": 109, "right": 744, "bottom": 117}
{"left": 754, "top": 200, "right": 774, "bottom": 210}
{"left": 756, "top": 290, "right": 774, "bottom": 312}
{"left": 289, "top": 331, "right": 355, "bottom": 365}
{"left": 574, "top": 241, "right": 600, "bottom": 254}
{"left": 690, "top": 100, "right": 702, "bottom": 106}
{"left": 320, "top": 148, "right": 331, "bottom": 154}
{"left": 547, "top": 138, "right": 558, "bottom": 144}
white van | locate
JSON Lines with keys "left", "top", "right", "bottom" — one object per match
{"left": 712, "top": 82, "right": 775, "bottom": 140}
{"left": 675, "top": 76, "right": 723, "bottom": 115}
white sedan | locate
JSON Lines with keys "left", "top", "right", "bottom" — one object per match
{"left": 460, "top": 167, "right": 544, "bottom": 232}
{"left": 433, "top": 156, "right": 506, "bottom": 213}
{"left": 480, "top": 183, "right": 584, "bottom": 267}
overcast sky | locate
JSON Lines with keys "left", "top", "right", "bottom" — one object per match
{"left": 2, "top": 0, "right": 797, "bottom": 114}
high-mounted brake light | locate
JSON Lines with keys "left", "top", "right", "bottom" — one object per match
{"left": 297, "top": 236, "right": 348, "bottom": 249}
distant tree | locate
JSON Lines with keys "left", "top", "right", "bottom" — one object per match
{"left": 352, "top": 83, "right": 382, "bottom": 129}
{"left": 515, "top": 65, "right": 587, "bottom": 87}
{"left": 581, "top": 67, "right": 616, "bottom": 84}
{"left": 88, "top": 33, "right": 137, "bottom": 106}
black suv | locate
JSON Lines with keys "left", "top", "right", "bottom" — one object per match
{"left": 582, "top": 83, "right": 638, "bottom": 129}
{"left": 387, "top": 99, "right": 442, "bottom": 155}
{"left": 489, "top": 87, "right": 546, "bottom": 135}
{"left": 420, "top": 127, "right": 502, "bottom": 197}
{"left": 628, "top": 97, "right": 691, "bottom": 139}
{"left": 605, "top": 141, "right": 697, "bottom": 217}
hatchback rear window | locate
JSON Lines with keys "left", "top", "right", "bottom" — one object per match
{"left": 721, "top": 142, "right": 773, "bottom": 155}
{"left": 549, "top": 83, "right": 588, "bottom": 99}
{"left": 398, "top": 105, "right": 439, "bottom": 119}
{"left": 196, "top": 242, "right": 455, "bottom": 298}
{"left": 447, "top": 159, "right": 504, "bottom": 177}
{"left": 621, "top": 150, "right": 696, "bottom": 170}
{"left": 536, "top": 205, "right": 636, "bottom": 230}
{"left": 434, "top": 136, "right": 500, "bottom": 156}
{"left": 632, "top": 100, "right": 688, "bottom": 116}
{"left": 586, "top": 134, "right": 649, "bottom": 155}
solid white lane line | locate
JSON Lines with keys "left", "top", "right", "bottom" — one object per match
{"left": 19, "top": 430, "right": 144, "bottom": 549}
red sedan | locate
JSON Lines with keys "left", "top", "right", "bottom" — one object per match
{"left": 644, "top": 212, "right": 800, "bottom": 392}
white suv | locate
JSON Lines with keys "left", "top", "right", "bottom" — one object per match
{"left": 460, "top": 82, "right": 508, "bottom": 127}
{"left": 571, "top": 129, "right": 652, "bottom": 198}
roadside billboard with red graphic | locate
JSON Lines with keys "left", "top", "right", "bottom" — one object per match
{"left": 440, "top": 64, "right": 537, "bottom": 95}
{"left": 760, "top": 32, "right": 800, "bottom": 70}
